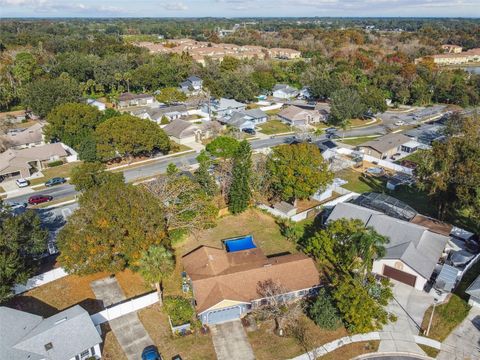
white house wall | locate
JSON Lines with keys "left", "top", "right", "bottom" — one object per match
{"left": 373, "top": 259, "right": 427, "bottom": 291}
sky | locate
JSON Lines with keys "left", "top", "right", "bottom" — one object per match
{"left": 1, "top": 0, "right": 480, "bottom": 18}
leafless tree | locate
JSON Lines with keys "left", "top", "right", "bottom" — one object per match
{"left": 143, "top": 174, "right": 217, "bottom": 234}
{"left": 255, "top": 279, "right": 303, "bottom": 336}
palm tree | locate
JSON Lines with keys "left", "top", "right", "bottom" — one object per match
{"left": 138, "top": 245, "right": 175, "bottom": 306}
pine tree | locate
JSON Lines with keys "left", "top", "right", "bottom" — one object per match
{"left": 228, "top": 140, "right": 252, "bottom": 214}
{"left": 194, "top": 150, "right": 217, "bottom": 196}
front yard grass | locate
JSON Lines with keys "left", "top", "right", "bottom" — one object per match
{"left": 247, "top": 316, "right": 350, "bottom": 360}
{"left": 418, "top": 344, "right": 440, "bottom": 358}
{"left": 339, "top": 135, "right": 381, "bottom": 146}
{"left": 318, "top": 341, "right": 379, "bottom": 359}
{"left": 6, "top": 269, "right": 148, "bottom": 317}
{"left": 138, "top": 306, "right": 216, "bottom": 360}
{"left": 421, "top": 294, "right": 470, "bottom": 342}
{"left": 258, "top": 120, "right": 293, "bottom": 135}
{"left": 29, "top": 161, "right": 82, "bottom": 186}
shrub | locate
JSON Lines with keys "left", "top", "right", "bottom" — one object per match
{"left": 47, "top": 160, "right": 64, "bottom": 167}
{"left": 164, "top": 296, "right": 194, "bottom": 326}
{"left": 307, "top": 288, "right": 342, "bottom": 330}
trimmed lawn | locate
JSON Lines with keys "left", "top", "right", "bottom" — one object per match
{"left": 258, "top": 120, "right": 292, "bottom": 135}
{"left": 247, "top": 316, "right": 350, "bottom": 360}
{"left": 421, "top": 294, "right": 470, "bottom": 342}
{"left": 29, "top": 161, "right": 81, "bottom": 186}
{"left": 6, "top": 269, "right": 148, "bottom": 317}
{"left": 175, "top": 208, "right": 297, "bottom": 258}
{"left": 318, "top": 341, "right": 379, "bottom": 359}
{"left": 138, "top": 306, "right": 216, "bottom": 360}
{"left": 265, "top": 109, "right": 282, "bottom": 116}
{"left": 335, "top": 168, "right": 437, "bottom": 217}
{"left": 418, "top": 344, "right": 440, "bottom": 358}
{"left": 339, "top": 135, "right": 381, "bottom": 146}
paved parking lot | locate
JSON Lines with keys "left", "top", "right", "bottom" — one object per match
{"left": 91, "top": 277, "right": 154, "bottom": 360}
{"left": 211, "top": 320, "right": 255, "bottom": 360}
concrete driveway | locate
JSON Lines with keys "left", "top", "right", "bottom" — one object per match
{"left": 91, "top": 277, "right": 154, "bottom": 360}
{"left": 379, "top": 281, "right": 434, "bottom": 355}
{"left": 437, "top": 306, "right": 480, "bottom": 360}
{"left": 210, "top": 320, "right": 255, "bottom": 360}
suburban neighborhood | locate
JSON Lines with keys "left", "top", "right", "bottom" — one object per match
{"left": 0, "top": 11, "right": 479, "bottom": 360}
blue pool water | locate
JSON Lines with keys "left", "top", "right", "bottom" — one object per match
{"left": 224, "top": 235, "right": 256, "bottom": 252}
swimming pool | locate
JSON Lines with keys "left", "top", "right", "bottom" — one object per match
{"left": 223, "top": 235, "right": 256, "bottom": 252}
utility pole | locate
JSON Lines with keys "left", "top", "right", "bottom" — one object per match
{"left": 425, "top": 297, "right": 438, "bottom": 336}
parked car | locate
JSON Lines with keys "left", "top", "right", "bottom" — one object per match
{"left": 142, "top": 346, "right": 163, "bottom": 360}
{"left": 171, "top": 356, "right": 183, "bottom": 360}
{"left": 15, "top": 178, "right": 29, "bottom": 188}
{"left": 5, "top": 201, "right": 28, "bottom": 215}
{"left": 325, "top": 127, "right": 337, "bottom": 134}
{"left": 394, "top": 120, "right": 405, "bottom": 126}
{"left": 45, "top": 177, "right": 66, "bottom": 187}
{"left": 242, "top": 128, "right": 256, "bottom": 135}
{"left": 28, "top": 195, "right": 53, "bottom": 205}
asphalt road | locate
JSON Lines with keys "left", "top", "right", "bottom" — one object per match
{"left": 360, "top": 356, "right": 430, "bottom": 360}
{"left": 5, "top": 105, "right": 448, "bottom": 205}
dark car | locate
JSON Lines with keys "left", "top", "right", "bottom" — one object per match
{"left": 171, "top": 356, "right": 183, "bottom": 360}
{"left": 45, "top": 177, "right": 66, "bottom": 187}
{"left": 325, "top": 127, "right": 337, "bottom": 134}
{"left": 242, "top": 128, "right": 256, "bottom": 135}
{"left": 142, "top": 346, "right": 162, "bottom": 360}
{"left": 28, "top": 195, "right": 53, "bottom": 205}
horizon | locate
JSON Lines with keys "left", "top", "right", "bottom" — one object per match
{"left": 1, "top": 0, "right": 480, "bottom": 18}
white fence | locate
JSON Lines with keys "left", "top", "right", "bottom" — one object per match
{"left": 60, "top": 143, "right": 79, "bottom": 163}
{"left": 14, "top": 267, "right": 69, "bottom": 294}
{"left": 90, "top": 291, "right": 159, "bottom": 326}
{"left": 336, "top": 147, "right": 413, "bottom": 175}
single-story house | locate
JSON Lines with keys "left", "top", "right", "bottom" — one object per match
{"left": 0, "top": 305, "right": 102, "bottom": 360}
{"left": 219, "top": 109, "right": 268, "bottom": 130}
{"left": 0, "top": 110, "right": 28, "bottom": 124}
{"left": 180, "top": 76, "right": 203, "bottom": 93}
{"left": 466, "top": 275, "right": 480, "bottom": 308}
{"left": 163, "top": 119, "right": 203, "bottom": 144}
{"left": 272, "top": 84, "right": 299, "bottom": 100}
{"left": 205, "top": 98, "right": 247, "bottom": 118}
{"left": 326, "top": 202, "right": 450, "bottom": 290}
{"left": 182, "top": 242, "right": 320, "bottom": 325}
{"left": 133, "top": 105, "right": 189, "bottom": 123}
{"left": 278, "top": 105, "right": 324, "bottom": 126}
{"left": 86, "top": 99, "right": 106, "bottom": 111}
{"left": 0, "top": 143, "right": 70, "bottom": 181}
{"left": 2, "top": 122, "right": 45, "bottom": 149}
{"left": 117, "top": 93, "right": 155, "bottom": 109}
{"left": 358, "top": 133, "right": 414, "bottom": 160}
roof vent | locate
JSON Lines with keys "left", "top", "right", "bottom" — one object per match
{"left": 54, "top": 317, "right": 67, "bottom": 325}
{"left": 44, "top": 342, "right": 53, "bottom": 351}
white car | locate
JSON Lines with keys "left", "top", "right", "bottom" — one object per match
{"left": 15, "top": 178, "right": 30, "bottom": 188}
{"left": 394, "top": 120, "right": 405, "bottom": 126}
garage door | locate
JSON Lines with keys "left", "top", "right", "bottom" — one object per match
{"left": 206, "top": 306, "right": 241, "bottom": 325}
{"left": 383, "top": 265, "right": 417, "bottom": 287}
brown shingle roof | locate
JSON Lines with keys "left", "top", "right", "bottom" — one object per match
{"left": 410, "top": 214, "right": 452, "bottom": 237}
{"left": 183, "top": 246, "right": 320, "bottom": 313}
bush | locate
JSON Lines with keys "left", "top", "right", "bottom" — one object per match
{"left": 307, "top": 288, "right": 342, "bottom": 330}
{"left": 47, "top": 160, "right": 64, "bottom": 167}
{"left": 164, "top": 296, "right": 194, "bottom": 326}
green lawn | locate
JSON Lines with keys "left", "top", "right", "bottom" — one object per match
{"left": 265, "top": 109, "right": 282, "bottom": 116}
{"left": 339, "top": 135, "right": 381, "bottom": 146}
{"left": 421, "top": 294, "right": 470, "bottom": 341}
{"left": 336, "top": 168, "right": 437, "bottom": 217}
{"left": 258, "top": 120, "right": 292, "bottom": 135}
{"left": 29, "top": 161, "right": 81, "bottom": 186}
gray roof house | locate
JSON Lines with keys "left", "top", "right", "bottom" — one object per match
{"left": 466, "top": 275, "right": 480, "bottom": 308}
{"left": 272, "top": 84, "right": 299, "bottom": 100}
{"left": 358, "top": 133, "right": 414, "bottom": 160}
{"left": 163, "top": 119, "right": 203, "bottom": 145}
{"left": 117, "top": 93, "right": 155, "bottom": 109}
{"left": 219, "top": 109, "right": 267, "bottom": 130}
{"left": 327, "top": 202, "right": 449, "bottom": 290}
{"left": 0, "top": 305, "right": 102, "bottom": 360}
{"left": 206, "top": 98, "right": 247, "bottom": 118}
{"left": 2, "top": 122, "right": 45, "bottom": 149}
{"left": 180, "top": 76, "right": 203, "bottom": 93}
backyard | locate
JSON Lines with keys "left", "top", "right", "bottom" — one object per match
{"left": 258, "top": 120, "right": 293, "bottom": 135}
{"left": 335, "top": 167, "right": 437, "bottom": 217}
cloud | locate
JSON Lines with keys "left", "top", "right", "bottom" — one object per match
{"left": 163, "top": 2, "right": 188, "bottom": 11}
{"left": 0, "top": 0, "right": 127, "bottom": 14}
